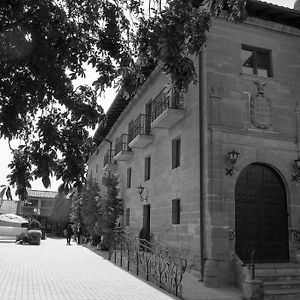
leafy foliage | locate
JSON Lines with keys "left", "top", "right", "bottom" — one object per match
{"left": 101, "top": 173, "right": 123, "bottom": 229}
{"left": 70, "top": 177, "right": 100, "bottom": 235}
{"left": 1, "top": 0, "right": 247, "bottom": 196}
{"left": 49, "top": 193, "right": 72, "bottom": 225}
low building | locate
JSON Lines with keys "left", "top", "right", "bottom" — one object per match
{"left": 19, "top": 190, "right": 58, "bottom": 232}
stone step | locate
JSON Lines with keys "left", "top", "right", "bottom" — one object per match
{"left": 264, "top": 288, "right": 300, "bottom": 300}
{"left": 255, "top": 263, "right": 300, "bottom": 275}
{"left": 264, "top": 280, "right": 300, "bottom": 290}
{"left": 256, "top": 272, "right": 300, "bottom": 281}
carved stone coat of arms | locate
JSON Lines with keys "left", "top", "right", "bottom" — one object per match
{"left": 250, "top": 82, "right": 272, "bottom": 130}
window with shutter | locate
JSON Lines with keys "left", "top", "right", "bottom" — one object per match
{"left": 145, "top": 156, "right": 151, "bottom": 181}
{"left": 172, "top": 138, "right": 181, "bottom": 169}
{"left": 172, "top": 199, "right": 180, "bottom": 224}
{"left": 127, "top": 167, "right": 132, "bottom": 188}
{"left": 125, "top": 208, "right": 130, "bottom": 226}
{"left": 242, "top": 45, "right": 272, "bottom": 78}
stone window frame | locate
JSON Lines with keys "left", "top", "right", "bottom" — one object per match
{"left": 241, "top": 44, "right": 273, "bottom": 78}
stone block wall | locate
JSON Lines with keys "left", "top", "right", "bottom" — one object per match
{"left": 204, "top": 15, "right": 300, "bottom": 285}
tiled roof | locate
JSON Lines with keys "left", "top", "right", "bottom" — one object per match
{"left": 0, "top": 200, "right": 18, "bottom": 214}
{"left": 27, "top": 190, "right": 58, "bottom": 199}
{"left": 247, "top": 0, "right": 300, "bottom": 29}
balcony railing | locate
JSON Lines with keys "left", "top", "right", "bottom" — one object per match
{"left": 103, "top": 149, "right": 117, "bottom": 171}
{"left": 114, "top": 134, "right": 133, "bottom": 161}
{"left": 151, "top": 87, "right": 184, "bottom": 123}
{"left": 20, "top": 206, "right": 51, "bottom": 216}
{"left": 128, "top": 114, "right": 153, "bottom": 148}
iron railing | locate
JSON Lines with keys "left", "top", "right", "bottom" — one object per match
{"left": 228, "top": 228, "right": 255, "bottom": 279}
{"left": 109, "top": 228, "right": 187, "bottom": 298}
{"left": 103, "top": 149, "right": 115, "bottom": 167}
{"left": 151, "top": 87, "right": 184, "bottom": 123}
{"left": 115, "top": 134, "right": 131, "bottom": 156}
{"left": 128, "top": 114, "right": 151, "bottom": 144}
{"left": 290, "top": 228, "right": 300, "bottom": 242}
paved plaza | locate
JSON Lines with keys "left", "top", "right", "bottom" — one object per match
{"left": 0, "top": 238, "right": 177, "bottom": 300}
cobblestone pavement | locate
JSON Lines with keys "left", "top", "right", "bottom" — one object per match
{"left": 0, "top": 238, "right": 177, "bottom": 300}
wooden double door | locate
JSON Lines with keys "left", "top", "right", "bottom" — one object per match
{"left": 235, "top": 164, "right": 289, "bottom": 263}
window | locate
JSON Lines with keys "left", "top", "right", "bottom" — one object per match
{"left": 125, "top": 208, "right": 130, "bottom": 226}
{"left": 144, "top": 156, "right": 151, "bottom": 181}
{"left": 28, "top": 200, "right": 39, "bottom": 207}
{"left": 242, "top": 45, "right": 272, "bottom": 78}
{"left": 127, "top": 167, "right": 132, "bottom": 188}
{"left": 172, "top": 138, "right": 181, "bottom": 169}
{"left": 172, "top": 199, "right": 180, "bottom": 224}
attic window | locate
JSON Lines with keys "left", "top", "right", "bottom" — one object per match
{"left": 242, "top": 45, "right": 272, "bottom": 78}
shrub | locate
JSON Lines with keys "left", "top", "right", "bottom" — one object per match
{"left": 28, "top": 230, "right": 42, "bottom": 245}
{"left": 16, "top": 232, "right": 30, "bottom": 244}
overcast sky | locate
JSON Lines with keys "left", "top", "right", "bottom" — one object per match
{"left": 0, "top": 0, "right": 296, "bottom": 197}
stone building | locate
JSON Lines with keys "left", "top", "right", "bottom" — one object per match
{"left": 87, "top": 0, "right": 300, "bottom": 296}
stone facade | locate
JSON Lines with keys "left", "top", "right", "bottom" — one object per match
{"left": 87, "top": 2, "right": 300, "bottom": 289}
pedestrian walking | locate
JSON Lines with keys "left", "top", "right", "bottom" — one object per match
{"left": 65, "top": 224, "right": 73, "bottom": 245}
{"left": 77, "top": 224, "right": 82, "bottom": 244}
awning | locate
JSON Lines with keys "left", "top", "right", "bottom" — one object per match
{"left": 0, "top": 213, "right": 28, "bottom": 227}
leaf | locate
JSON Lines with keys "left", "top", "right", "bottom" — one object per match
{"left": 42, "top": 176, "right": 51, "bottom": 189}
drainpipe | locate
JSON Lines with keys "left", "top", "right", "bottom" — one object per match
{"left": 199, "top": 50, "right": 206, "bottom": 281}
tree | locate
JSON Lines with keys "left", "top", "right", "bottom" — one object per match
{"left": 98, "top": 172, "right": 122, "bottom": 249}
{"left": 70, "top": 177, "right": 101, "bottom": 236}
{"left": 1, "top": 1, "right": 246, "bottom": 197}
{"left": 49, "top": 193, "right": 72, "bottom": 226}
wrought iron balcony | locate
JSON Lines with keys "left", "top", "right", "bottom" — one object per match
{"left": 128, "top": 114, "right": 153, "bottom": 149}
{"left": 103, "top": 149, "right": 117, "bottom": 172}
{"left": 151, "top": 87, "right": 185, "bottom": 129}
{"left": 114, "top": 134, "right": 133, "bottom": 161}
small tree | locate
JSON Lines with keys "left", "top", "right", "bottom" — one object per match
{"left": 80, "top": 178, "right": 101, "bottom": 235}
{"left": 69, "top": 177, "right": 101, "bottom": 242}
{"left": 49, "top": 194, "right": 72, "bottom": 227}
{"left": 99, "top": 172, "right": 123, "bottom": 249}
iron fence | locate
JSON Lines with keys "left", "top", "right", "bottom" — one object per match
{"left": 115, "top": 134, "right": 131, "bottom": 156}
{"left": 128, "top": 114, "right": 151, "bottom": 143}
{"left": 103, "top": 148, "right": 115, "bottom": 167}
{"left": 151, "top": 87, "right": 184, "bottom": 123}
{"left": 109, "top": 228, "right": 187, "bottom": 298}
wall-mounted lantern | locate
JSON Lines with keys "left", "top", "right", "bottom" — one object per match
{"left": 33, "top": 208, "right": 40, "bottom": 215}
{"left": 292, "top": 158, "right": 300, "bottom": 181}
{"left": 225, "top": 149, "right": 240, "bottom": 176}
{"left": 137, "top": 185, "right": 148, "bottom": 202}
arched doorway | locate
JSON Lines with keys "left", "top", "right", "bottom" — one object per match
{"left": 235, "top": 163, "right": 289, "bottom": 263}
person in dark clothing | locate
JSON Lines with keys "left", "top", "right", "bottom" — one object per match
{"left": 77, "top": 224, "right": 82, "bottom": 244}
{"left": 66, "top": 224, "right": 73, "bottom": 245}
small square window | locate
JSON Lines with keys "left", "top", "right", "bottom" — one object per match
{"left": 172, "top": 199, "right": 180, "bottom": 224}
{"left": 242, "top": 45, "right": 272, "bottom": 78}
{"left": 127, "top": 168, "right": 132, "bottom": 189}
{"left": 145, "top": 156, "right": 151, "bottom": 181}
{"left": 172, "top": 138, "right": 181, "bottom": 169}
{"left": 125, "top": 208, "right": 130, "bottom": 226}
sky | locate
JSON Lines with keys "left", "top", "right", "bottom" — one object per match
{"left": 0, "top": 0, "right": 296, "bottom": 197}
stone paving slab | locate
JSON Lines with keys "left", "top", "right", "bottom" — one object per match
{"left": 0, "top": 238, "right": 177, "bottom": 300}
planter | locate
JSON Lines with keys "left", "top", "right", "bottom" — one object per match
{"left": 28, "top": 230, "right": 42, "bottom": 245}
